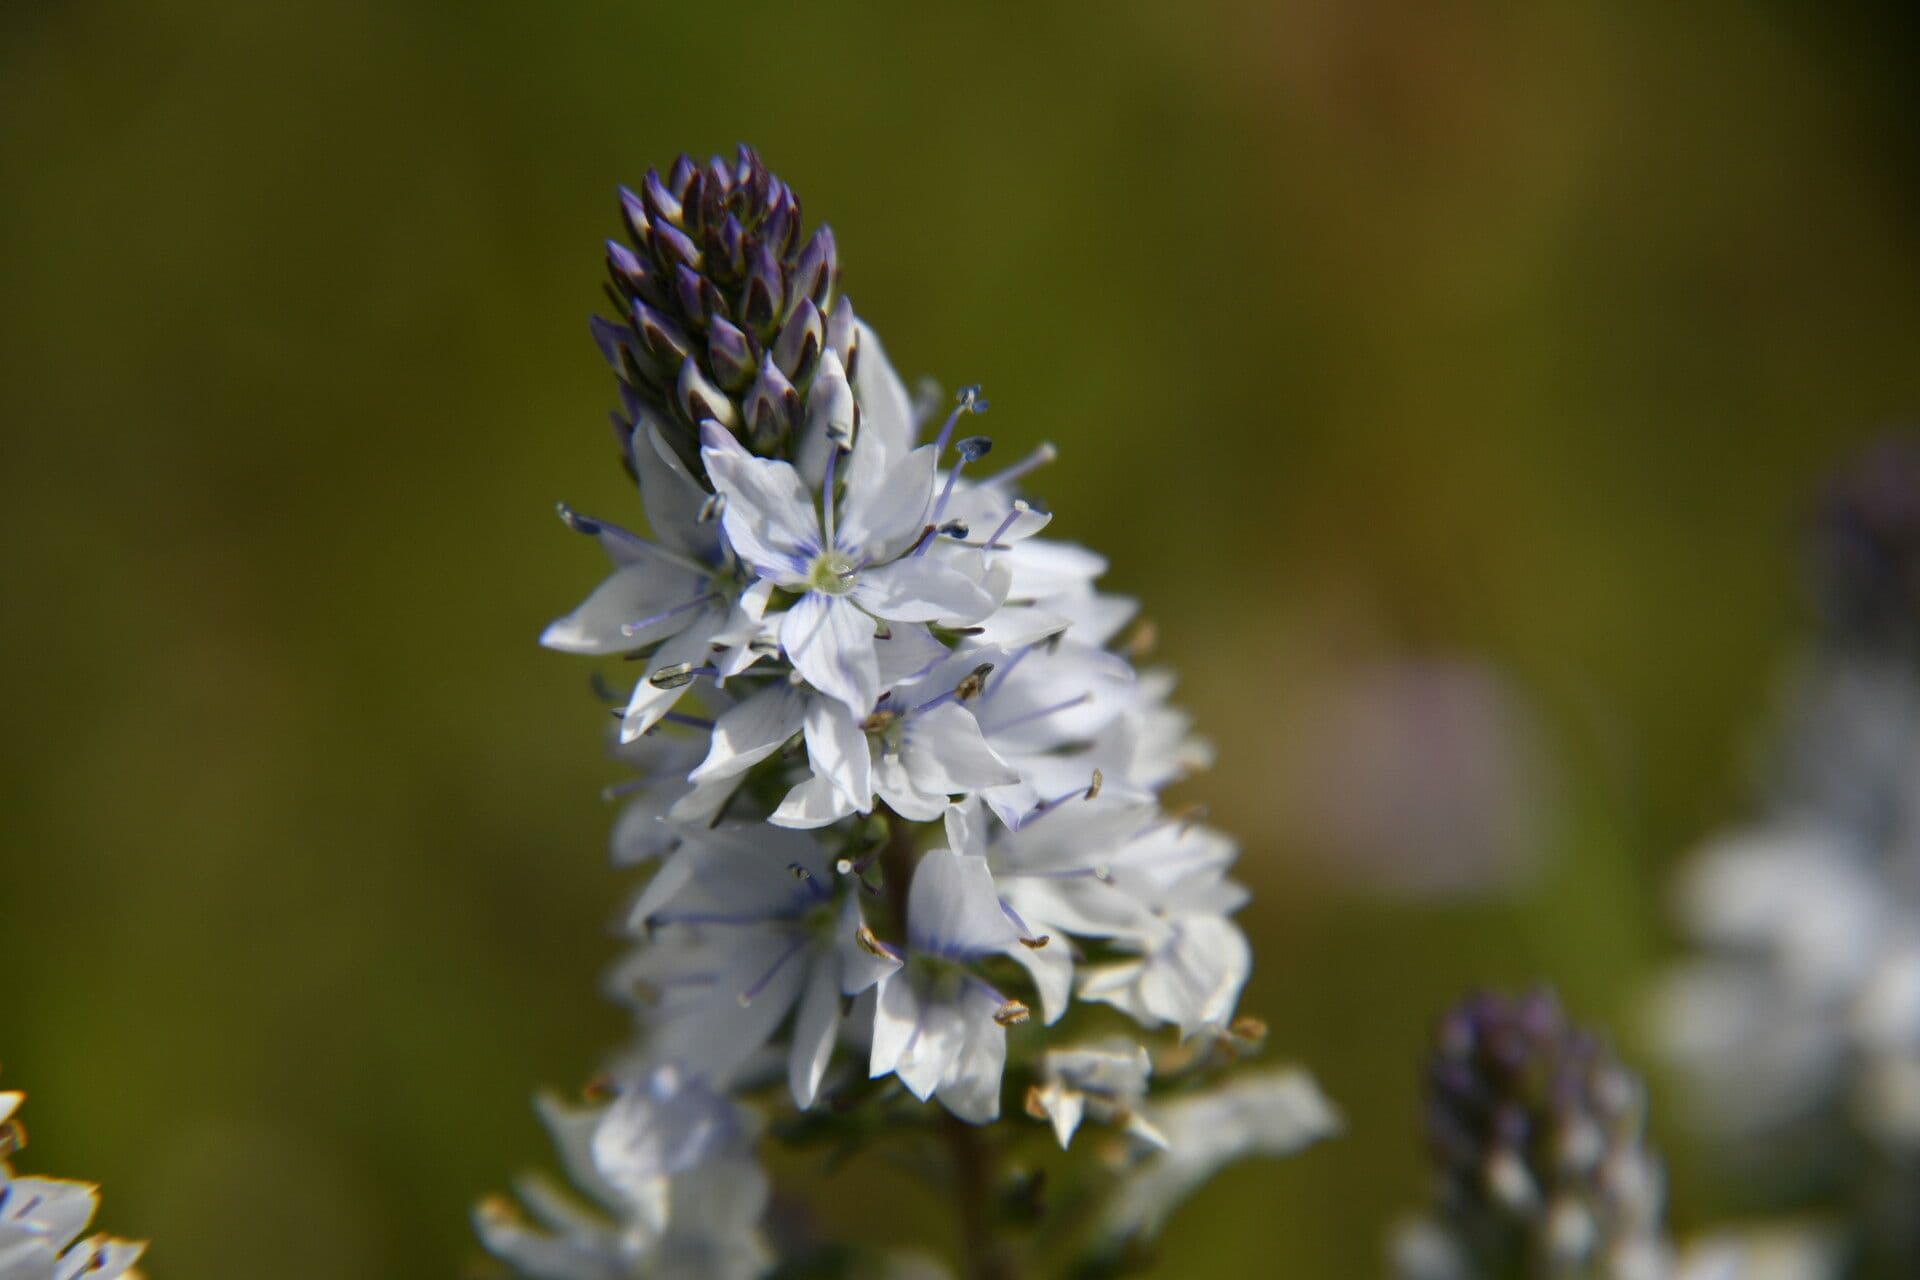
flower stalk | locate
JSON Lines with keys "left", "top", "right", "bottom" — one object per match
{"left": 478, "top": 146, "right": 1336, "bottom": 1280}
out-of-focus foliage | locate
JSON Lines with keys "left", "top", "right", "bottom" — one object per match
{"left": 1, "top": 1, "right": 1917, "bottom": 1275}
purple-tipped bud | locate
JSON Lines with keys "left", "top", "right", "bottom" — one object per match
{"left": 677, "top": 358, "right": 736, "bottom": 431}
{"left": 667, "top": 154, "right": 699, "bottom": 200}
{"left": 591, "top": 147, "right": 863, "bottom": 471}
{"left": 718, "top": 213, "right": 747, "bottom": 277}
{"left": 824, "top": 295, "right": 859, "bottom": 379}
{"left": 772, "top": 297, "right": 824, "bottom": 380}
{"left": 651, "top": 219, "right": 702, "bottom": 272}
{"left": 805, "top": 350, "right": 856, "bottom": 450}
{"left": 588, "top": 315, "right": 633, "bottom": 373}
{"left": 641, "top": 168, "right": 682, "bottom": 226}
{"left": 742, "top": 244, "right": 784, "bottom": 333}
{"left": 761, "top": 192, "right": 797, "bottom": 259}
{"left": 631, "top": 299, "right": 692, "bottom": 365}
{"left": 744, "top": 360, "right": 800, "bottom": 452}
{"left": 605, "top": 239, "right": 646, "bottom": 288}
{"left": 672, "top": 262, "right": 709, "bottom": 324}
{"left": 789, "top": 226, "right": 837, "bottom": 314}
{"left": 707, "top": 318, "right": 757, "bottom": 392}
{"left": 1811, "top": 433, "right": 1920, "bottom": 649}
{"left": 1403, "top": 988, "right": 1668, "bottom": 1277}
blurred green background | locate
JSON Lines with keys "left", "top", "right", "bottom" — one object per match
{"left": 4, "top": 1, "right": 1919, "bottom": 1275}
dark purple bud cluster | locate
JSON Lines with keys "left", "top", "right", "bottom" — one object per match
{"left": 1420, "top": 988, "right": 1666, "bottom": 1276}
{"left": 595, "top": 146, "right": 859, "bottom": 477}
{"left": 1811, "top": 433, "right": 1920, "bottom": 649}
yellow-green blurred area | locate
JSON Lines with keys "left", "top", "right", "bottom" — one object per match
{"left": 4, "top": 1, "right": 1919, "bottom": 1275}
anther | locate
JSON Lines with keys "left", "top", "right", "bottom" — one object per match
{"left": 1124, "top": 618, "right": 1158, "bottom": 661}
{"left": 648, "top": 661, "right": 700, "bottom": 689}
{"left": 0, "top": 1119, "right": 24, "bottom": 1161}
{"left": 788, "top": 863, "right": 812, "bottom": 880}
{"left": 994, "top": 1000, "right": 1031, "bottom": 1027}
{"left": 861, "top": 708, "right": 901, "bottom": 733}
{"left": 932, "top": 385, "right": 990, "bottom": 456}
{"left": 556, "top": 502, "right": 601, "bottom": 535}
{"left": 925, "top": 433, "right": 994, "bottom": 533}
{"left": 855, "top": 924, "right": 891, "bottom": 959}
{"left": 698, "top": 492, "right": 727, "bottom": 523}
{"left": 955, "top": 663, "right": 995, "bottom": 702}
{"left": 982, "top": 442, "right": 1057, "bottom": 489}
{"left": 582, "top": 1073, "right": 615, "bottom": 1102}
{"left": 1018, "top": 934, "right": 1051, "bottom": 950}
{"left": 1086, "top": 769, "right": 1104, "bottom": 800}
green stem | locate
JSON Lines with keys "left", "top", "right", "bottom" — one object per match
{"left": 878, "top": 821, "right": 1018, "bottom": 1280}
{"left": 943, "top": 1112, "right": 1016, "bottom": 1280}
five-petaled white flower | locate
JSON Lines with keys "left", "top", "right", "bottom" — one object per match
{"left": 700, "top": 419, "right": 1000, "bottom": 714}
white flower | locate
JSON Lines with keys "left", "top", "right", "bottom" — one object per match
{"left": 1025, "top": 1042, "right": 1165, "bottom": 1151}
{"left": 944, "top": 794, "right": 1251, "bottom": 1036}
{"left": 700, "top": 420, "right": 1000, "bottom": 713}
{"left": 0, "top": 1086, "right": 145, "bottom": 1280}
{"left": 476, "top": 1083, "right": 770, "bottom": 1280}
{"left": 1100, "top": 1070, "right": 1340, "bottom": 1242}
{"left": 868, "top": 848, "right": 1034, "bottom": 1123}
{"left": 611, "top": 832, "right": 897, "bottom": 1108}
{"left": 591, "top": 1066, "right": 747, "bottom": 1235}
{"left": 769, "top": 656, "right": 1019, "bottom": 830}
{"left": 1673, "top": 1222, "right": 1846, "bottom": 1280}
{"left": 540, "top": 424, "right": 782, "bottom": 744}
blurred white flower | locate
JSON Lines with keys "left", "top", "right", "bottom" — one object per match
{"left": 0, "top": 1084, "right": 145, "bottom": 1280}
{"left": 1100, "top": 1070, "right": 1340, "bottom": 1241}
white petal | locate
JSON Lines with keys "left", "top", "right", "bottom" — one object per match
{"left": 884, "top": 977, "right": 969, "bottom": 1102}
{"left": 789, "top": 956, "right": 842, "bottom": 1109}
{"left": 700, "top": 421, "right": 820, "bottom": 580}
{"left": 619, "top": 609, "right": 724, "bottom": 740}
{"left": 665, "top": 771, "right": 741, "bottom": 828}
{"left": 937, "top": 983, "right": 1010, "bottom": 1124}
{"left": 839, "top": 445, "right": 936, "bottom": 565}
{"left": 793, "top": 349, "right": 856, "bottom": 491}
{"left": 905, "top": 703, "right": 1021, "bottom": 794}
{"left": 908, "top": 849, "right": 1022, "bottom": 959}
{"left": 872, "top": 749, "right": 947, "bottom": 822}
{"left": 691, "top": 683, "right": 805, "bottom": 783}
{"left": 612, "top": 785, "right": 686, "bottom": 867}
{"left": 780, "top": 591, "right": 881, "bottom": 712}
{"left": 1006, "top": 932, "right": 1073, "bottom": 1026}
{"left": 771, "top": 771, "right": 858, "bottom": 829}
{"left": 1002, "top": 539, "right": 1108, "bottom": 601}
{"left": 626, "top": 841, "right": 703, "bottom": 927}
{"left": 966, "top": 603, "right": 1073, "bottom": 650}
{"left": 540, "top": 562, "right": 711, "bottom": 654}
{"left": 803, "top": 695, "right": 873, "bottom": 811}
{"left": 874, "top": 621, "right": 949, "bottom": 688}
{"left": 853, "top": 320, "right": 917, "bottom": 460}
{"left": 869, "top": 971, "right": 920, "bottom": 1082}
{"left": 634, "top": 416, "right": 721, "bottom": 562}
{"left": 943, "top": 796, "right": 992, "bottom": 859}
{"left": 836, "top": 895, "right": 901, "bottom": 996}
{"left": 850, "top": 555, "right": 997, "bottom": 625}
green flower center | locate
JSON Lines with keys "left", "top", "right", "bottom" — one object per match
{"left": 807, "top": 550, "right": 860, "bottom": 595}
